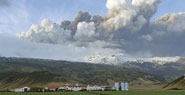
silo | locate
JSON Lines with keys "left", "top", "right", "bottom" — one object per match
{"left": 121, "top": 82, "right": 125, "bottom": 91}
{"left": 124, "top": 82, "right": 128, "bottom": 91}
{"left": 115, "top": 82, "right": 119, "bottom": 91}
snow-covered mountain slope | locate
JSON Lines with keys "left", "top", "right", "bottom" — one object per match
{"left": 132, "top": 57, "right": 182, "bottom": 65}
{"left": 84, "top": 53, "right": 134, "bottom": 65}
{"left": 84, "top": 53, "right": 183, "bottom": 65}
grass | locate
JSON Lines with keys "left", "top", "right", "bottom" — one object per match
{"left": 0, "top": 91, "right": 185, "bottom": 95}
{"left": 0, "top": 92, "right": 94, "bottom": 95}
{"left": 95, "top": 91, "right": 185, "bottom": 95}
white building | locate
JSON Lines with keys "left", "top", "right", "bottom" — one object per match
{"left": 121, "top": 82, "right": 125, "bottom": 91}
{"left": 15, "top": 87, "right": 30, "bottom": 92}
{"left": 101, "top": 86, "right": 113, "bottom": 91}
{"left": 115, "top": 82, "right": 119, "bottom": 91}
{"left": 115, "top": 82, "right": 129, "bottom": 91}
{"left": 59, "top": 86, "right": 65, "bottom": 90}
{"left": 87, "top": 85, "right": 102, "bottom": 91}
{"left": 124, "top": 82, "right": 128, "bottom": 91}
{"left": 45, "top": 86, "right": 60, "bottom": 91}
{"left": 65, "top": 85, "right": 87, "bottom": 91}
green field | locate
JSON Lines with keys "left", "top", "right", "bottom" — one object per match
{"left": 0, "top": 91, "right": 185, "bottom": 95}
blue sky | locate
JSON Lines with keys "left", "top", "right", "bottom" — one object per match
{"left": 153, "top": 0, "right": 185, "bottom": 20}
{"left": 0, "top": 0, "right": 185, "bottom": 35}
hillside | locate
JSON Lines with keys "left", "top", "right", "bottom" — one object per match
{"left": 119, "top": 62, "right": 185, "bottom": 81}
{"left": 163, "top": 75, "right": 185, "bottom": 90}
{"left": 85, "top": 54, "right": 185, "bottom": 81}
{"left": 0, "top": 71, "right": 68, "bottom": 89}
{"left": 0, "top": 57, "right": 163, "bottom": 90}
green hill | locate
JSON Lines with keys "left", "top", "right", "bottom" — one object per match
{"left": 0, "top": 71, "right": 68, "bottom": 89}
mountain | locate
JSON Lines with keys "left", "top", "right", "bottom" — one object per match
{"left": 0, "top": 56, "right": 185, "bottom": 90}
{"left": 163, "top": 75, "right": 185, "bottom": 90}
{"left": 84, "top": 53, "right": 184, "bottom": 65}
{"left": 0, "top": 57, "right": 162, "bottom": 90}
{"left": 84, "top": 54, "right": 132, "bottom": 65}
{"left": 120, "top": 62, "right": 185, "bottom": 81}
{"left": 85, "top": 54, "right": 185, "bottom": 81}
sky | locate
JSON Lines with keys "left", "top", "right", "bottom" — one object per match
{"left": 0, "top": 0, "right": 107, "bottom": 34}
{"left": 1, "top": 0, "right": 185, "bottom": 35}
{"left": 153, "top": 0, "right": 185, "bottom": 20}
{"left": 1, "top": 0, "right": 185, "bottom": 61}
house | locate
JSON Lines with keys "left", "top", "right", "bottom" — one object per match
{"left": 45, "top": 86, "right": 60, "bottom": 91}
{"left": 65, "top": 85, "right": 86, "bottom": 91}
{"left": 59, "top": 86, "right": 65, "bottom": 91}
{"left": 101, "top": 86, "right": 113, "bottom": 91}
{"left": 79, "top": 85, "right": 87, "bottom": 91}
{"left": 15, "top": 87, "right": 30, "bottom": 92}
{"left": 87, "top": 85, "right": 102, "bottom": 91}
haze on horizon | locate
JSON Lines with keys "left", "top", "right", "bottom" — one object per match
{"left": 1, "top": 0, "right": 185, "bottom": 61}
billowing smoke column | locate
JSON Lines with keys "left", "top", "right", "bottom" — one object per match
{"left": 74, "top": 22, "right": 96, "bottom": 40}
{"left": 17, "top": 19, "right": 72, "bottom": 44}
{"left": 104, "top": 0, "right": 147, "bottom": 32}
{"left": 17, "top": 0, "right": 185, "bottom": 57}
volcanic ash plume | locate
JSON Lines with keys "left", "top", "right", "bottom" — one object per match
{"left": 16, "top": 19, "right": 72, "bottom": 44}
{"left": 74, "top": 22, "right": 96, "bottom": 40}
{"left": 16, "top": 0, "right": 185, "bottom": 57}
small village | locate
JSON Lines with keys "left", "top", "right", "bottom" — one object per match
{"left": 14, "top": 82, "right": 128, "bottom": 92}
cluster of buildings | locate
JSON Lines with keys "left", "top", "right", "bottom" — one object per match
{"left": 45, "top": 84, "right": 103, "bottom": 92}
{"left": 14, "top": 82, "right": 128, "bottom": 92}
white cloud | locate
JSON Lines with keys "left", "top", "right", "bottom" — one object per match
{"left": 141, "top": 34, "right": 153, "bottom": 41}
{"left": 74, "top": 22, "right": 97, "bottom": 40}
{"left": 16, "top": 19, "right": 72, "bottom": 44}
{"left": 0, "top": 33, "right": 122, "bottom": 61}
{"left": 167, "top": 16, "right": 185, "bottom": 33}
{"left": 155, "top": 12, "right": 185, "bottom": 25}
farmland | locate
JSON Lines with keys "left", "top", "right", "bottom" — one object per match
{"left": 0, "top": 91, "right": 185, "bottom": 95}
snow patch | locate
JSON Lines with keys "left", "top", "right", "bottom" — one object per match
{"left": 84, "top": 53, "right": 182, "bottom": 65}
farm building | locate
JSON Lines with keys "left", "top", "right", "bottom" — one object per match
{"left": 65, "top": 85, "right": 87, "bottom": 91}
{"left": 86, "top": 85, "right": 102, "bottom": 91}
{"left": 15, "top": 87, "right": 30, "bottom": 92}
{"left": 115, "top": 82, "right": 129, "bottom": 91}
{"left": 45, "top": 86, "right": 60, "bottom": 91}
{"left": 101, "top": 86, "right": 113, "bottom": 91}
{"left": 43, "top": 82, "right": 128, "bottom": 92}
{"left": 115, "top": 82, "right": 119, "bottom": 91}
{"left": 59, "top": 86, "right": 65, "bottom": 91}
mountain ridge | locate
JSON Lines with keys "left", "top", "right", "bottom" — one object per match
{"left": 0, "top": 56, "right": 161, "bottom": 90}
{"left": 84, "top": 54, "right": 185, "bottom": 65}
{"left": 0, "top": 56, "right": 185, "bottom": 90}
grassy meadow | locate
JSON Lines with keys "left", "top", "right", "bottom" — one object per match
{"left": 0, "top": 91, "right": 185, "bottom": 95}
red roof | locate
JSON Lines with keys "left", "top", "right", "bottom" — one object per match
{"left": 88, "top": 84, "right": 101, "bottom": 87}
{"left": 89, "top": 85, "right": 95, "bottom": 87}
{"left": 47, "top": 86, "right": 60, "bottom": 89}
{"left": 18, "top": 86, "right": 29, "bottom": 89}
{"left": 67, "top": 85, "right": 77, "bottom": 87}
{"left": 96, "top": 84, "right": 101, "bottom": 86}
{"left": 80, "top": 85, "right": 87, "bottom": 87}
{"left": 67, "top": 85, "right": 87, "bottom": 88}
